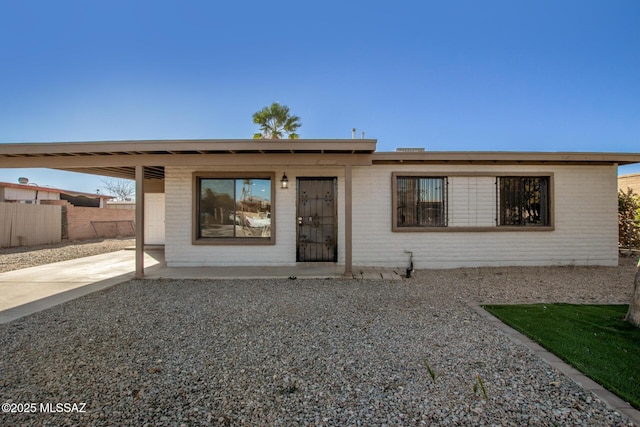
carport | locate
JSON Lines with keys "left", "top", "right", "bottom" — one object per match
{"left": 0, "top": 139, "right": 377, "bottom": 278}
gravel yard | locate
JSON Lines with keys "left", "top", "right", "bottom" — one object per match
{"left": 0, "top": 242, "right": 638, "bottom": 426}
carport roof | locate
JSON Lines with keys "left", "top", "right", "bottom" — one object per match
{"left": 0, "top": 139, "right": 378, "bottom": 180}
{"left": 0, "top": 139, "right": 638, "bottom": 180}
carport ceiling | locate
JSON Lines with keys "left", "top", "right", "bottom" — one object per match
{"left": 57, "top": 165, "right": 165, "bottom": 180}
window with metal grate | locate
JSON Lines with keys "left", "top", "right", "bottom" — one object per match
{"left": 497, "top": 176, "right": 550, "bottom": 226}
{"left": 396, "top": 176, "right": 448, "bottom": 228}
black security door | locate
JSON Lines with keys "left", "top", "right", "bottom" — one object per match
{"left": 296, "top": 178, "right": 337, "bottom": 262}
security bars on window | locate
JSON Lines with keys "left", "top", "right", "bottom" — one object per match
{"left": 497, "top": 176, "right": 550, "bottom": 226}
{"left": 396, "top": 176, "right": 448, "bottom": 227}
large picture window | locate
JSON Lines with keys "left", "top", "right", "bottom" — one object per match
{"left": 498, "top": 176, "right": 550, "bottom": 226}
{"left": 196, "top": 175, "right": 274, "bottom": 243}
{"left": 395, "top": 176, "right": 447, "bottom": 228}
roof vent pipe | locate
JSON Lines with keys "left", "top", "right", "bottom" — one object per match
{"left": 352, "top": 128, "right": 356, "bottom": 139}
{"left": 361, "top": 131, "right": 365, "bottom": 139}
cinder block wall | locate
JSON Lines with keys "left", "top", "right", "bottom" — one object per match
{"left": 163, "top": 163, "right": 618, "bottom": 269}
{"left": 352, "top": 164, "right": 618, "bottom": 268}
{"left": 59, "top": 201, "right": 136, "bottom": 240}
{"left": 164, "top": 165, "right": 346, "bottom": 267}
{"left": 619, "top": 173, "right": 640, "bottom": 195}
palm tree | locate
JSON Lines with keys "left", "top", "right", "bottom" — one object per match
{"left": 252, "top": 102, "right": 301, "bottom": 139}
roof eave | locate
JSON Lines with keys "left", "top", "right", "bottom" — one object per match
{"left": 372, "top": 151, "right": 640, "bottom": 165}
{"left": 0, "top": 139, "right": 378, "bottom": 156}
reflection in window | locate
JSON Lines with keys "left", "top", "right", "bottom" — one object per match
{"left": 396, "top": 176, "right": 447, "bottom": 227}
{"left": 198, "top": 178, "right": 271, "bottom": 239}
{"left": 498, "top": 176, "right": 550, "bottom": 226}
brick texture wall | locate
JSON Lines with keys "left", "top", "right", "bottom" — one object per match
{"left": 44, "top": 200, "right": 136, "bottom": 240}
{"left": 619, "top": 173, "right": 640, "bottom": 195}
{"left": 164, "top": 163, "right": 618, "bottom": 268}
{"left": 352, "top": 164, "right": 618, "bottom": 268}
{"left": 164, "top": 166, "right": 346, "bottom": 267}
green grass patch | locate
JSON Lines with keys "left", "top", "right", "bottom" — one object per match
{"left": 482, "top": 303, "right": 640, "bottom": 409}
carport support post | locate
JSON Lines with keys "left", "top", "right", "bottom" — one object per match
{"left": 344, "top": 164, "right": 353, "bottom": 277}
{"left": 135, "top": 165, "right": 145, "bottom": 279}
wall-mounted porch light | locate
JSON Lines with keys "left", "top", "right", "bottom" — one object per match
{"left": 281, "top": 173, "right": 289, "bottom": 189}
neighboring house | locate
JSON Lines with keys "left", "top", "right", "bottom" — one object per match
{"left": 0, "top": 180, "right": 111, "bottom": 206}
{"left": 619, "top": 172, "right": 640, "bottom": 195}
{"left": 0, "top": 180, "right": 135, "bottom": 242}
{"left": 0, "top": 140, "right": 638, "bottom": 276}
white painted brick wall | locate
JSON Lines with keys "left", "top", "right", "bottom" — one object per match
{"left": 164, "top": 166, "right": 345, "bottom": 267}
{"left": 448, "top": 176, "right": 496, "bottom": 226}
{"left": 351, "top": 164, "right": 618, "bottom": 268}
{"left": 165, "top": 163, "right": 618, "bottom": 268}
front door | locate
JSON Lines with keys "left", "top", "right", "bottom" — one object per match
{"left": 297, "top": 178, "right": 337, "bottom": 262}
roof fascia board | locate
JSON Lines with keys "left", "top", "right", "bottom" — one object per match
{"left": 0, "top": 152, "right": 374, "bottom": 169}
{"left": 0, "top": 139, "right": 377, "bottom": 155}
{"left": 372, "top": 151, "right": 640, "bottom": 165}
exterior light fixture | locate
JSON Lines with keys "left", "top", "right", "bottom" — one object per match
{"left": 281, "top": 173, "right": 289, "bottom": 189}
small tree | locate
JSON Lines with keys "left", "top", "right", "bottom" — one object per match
{"left": 618, "top": 188, "right": 640, "bottom": 250}
{"left": 252, "top": 102, "right": 301, "bottom": 139}
{"left": 101, "top": 178, "right": 135, "bottom": 201}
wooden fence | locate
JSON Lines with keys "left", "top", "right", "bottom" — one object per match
{"left": 0, "top": 203, "right": 61, "bottom": 248}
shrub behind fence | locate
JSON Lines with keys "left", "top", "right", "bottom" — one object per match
{"left": 620, "top": 219, "right": 640, "bottom": 253}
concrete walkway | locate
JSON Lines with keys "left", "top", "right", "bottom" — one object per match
{"left": 0, "top": 250, "right": 161, "bottom": 324}
{"left": 146, "top": 263, "right": 405, "bottom": 280}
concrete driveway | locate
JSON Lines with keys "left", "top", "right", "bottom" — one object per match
{"left": 0, "top": 250, "right": 161, "bottom": 323}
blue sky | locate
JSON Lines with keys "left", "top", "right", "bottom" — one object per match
{"left": 0, "top": 0, "right": 638, "bottom": 194}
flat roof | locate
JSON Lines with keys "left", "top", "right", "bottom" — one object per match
{"left": 0, "top": 139, "right": 378, "bottom": 179}
{"left": 373, "top": 150, "right": 640, "bottom": 165}
{"left": 0, "top": 139, "right": 638, "bottom": 180}
{"left": 0, "top": 139, "right": 377, "bottom": 156}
